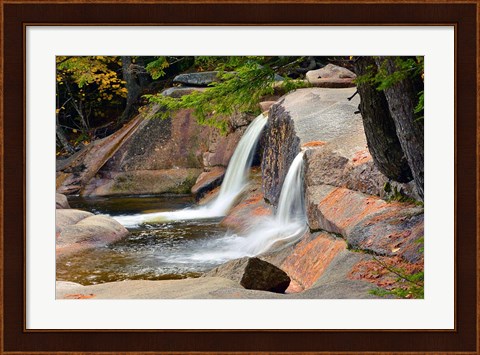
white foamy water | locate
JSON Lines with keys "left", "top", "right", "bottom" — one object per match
{"left": 114, "top": 114, "right": 267, "bottom": 227}
{"left": 173, "top": 151, "right": 308, "bottom": 263}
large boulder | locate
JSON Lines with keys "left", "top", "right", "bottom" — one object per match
{"left": 206, "top": 257, "right": 291, "bottom": 293}
{"left": 173, "top": 71, "right": 221, "bottom": 86}
{"left": 56, "top": 210, "right": 128, "bottom": 259}
{"left": 304, "top": 146, "right": 419, "bottom": 200}
{"left": 81, "top": 108, "right": 212, "bottom": 196}
{"left": 56, "top": 209, "right": 93, "bottom": 234}
{"left": 306, "top": 64, "right": 356, "bottom": 88}
{"left": 262, "top": 87, "right": 361, "bottom": 205}
{"left": 56, "top": 193, "right": 70, "bottom": 209}
{"left": 104, "top": 109, "right": 209, "bottom": 172}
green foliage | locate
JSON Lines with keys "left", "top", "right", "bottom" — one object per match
{"left": 368, "top": 256, "right": 424, "bottom": 299}
{"left": 414, "top": 90, "right": 424, "bottom": 121}
{"left": 145, "top": 56, "right": 309, "bottom": 132}
{"left": 145, "top": 56, "right": 170, "bottom": 80}
{"left": 375, "top": 57, "right": 423, "bottom": 91}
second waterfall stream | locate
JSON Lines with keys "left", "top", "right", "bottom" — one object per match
{"left": 157, "top": 150, "right": 307, "bottom": 264}
{"left": 185, "top": 150, "right": 307, "bottom": 262}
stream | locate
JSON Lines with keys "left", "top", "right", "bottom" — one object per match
{"left": 57, "top": 195, "right": 230, "bottom": 285}
{"left": 57, "top": 115, "right": 307, "bottom": 286}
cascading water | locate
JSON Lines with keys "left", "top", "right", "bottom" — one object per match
{"left": 67, "top": 149, "right": 308, "bottom": 282}
{"left": 175, "top": 151, "right": 308, "bottom": 263}
{"left": 204, "top": 114, "right": 268, "bottom": 215}
{"left": 224, "top": 150, "right": 307, "bottom": 256}
{"left": 275, "top": 152, "right": 306, "bottom": 225}
{"left": 114, "top": 113, "right": 267, "bottom": 227}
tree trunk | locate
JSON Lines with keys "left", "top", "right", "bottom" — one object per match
{"left": 56, "top": 115, "right": 75, "bottom": 154}
{"left": 119, "top": 56, "right": 142, "bottom": 123}
{"left": 353, "top": 57, "right": 413, "bottom": 183}
{"left": 375, "top": 57, "right": 424, "bottom": 199}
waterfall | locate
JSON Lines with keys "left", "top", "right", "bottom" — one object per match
{"left": 114, "top": 113, "right": 267, "bottom": 226}
{"left": 178, "top": 151, "right": 307, "bottom": 263}
{"left": 235, "top": 150, "right": 307, "bottom": 256}
{"left": 207, "top": 114, "right": 268, "bottom": 214}
{"left": 275, "top": 151, "right": 306, "bottom": 225}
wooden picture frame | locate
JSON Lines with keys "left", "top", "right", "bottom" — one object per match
{"left": 1, "top": 1, "right": 478, "bottom": 353}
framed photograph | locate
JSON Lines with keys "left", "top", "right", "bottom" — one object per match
{"left": 1, "top": 1, "right": 478, "bottom": 354}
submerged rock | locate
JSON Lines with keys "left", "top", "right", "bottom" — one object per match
{"left": 206, "top": 257, "right": 290, "bottom": 293}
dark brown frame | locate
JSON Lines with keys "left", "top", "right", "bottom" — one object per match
{"left": 1, "top": 1, "right": 478, "bottom": 354}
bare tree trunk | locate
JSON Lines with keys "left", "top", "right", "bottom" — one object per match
{"left": 119, "top": 56, "right": 142, "bottom": 123}
{"left": 353, "top": 57, "right": 413, "bottom": 183}
{"left": 56, "top": 116, "right": 75, "bottom": 154}
{"left": 375, "top": 57, "right": 424, "bottom": 199}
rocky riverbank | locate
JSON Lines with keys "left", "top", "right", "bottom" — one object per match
{"left": 56, "top": 65, "right": 424, "bottom": 299}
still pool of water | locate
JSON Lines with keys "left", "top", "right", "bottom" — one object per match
{"left": 57, "top": 195, "right": 230, "bottom": 285}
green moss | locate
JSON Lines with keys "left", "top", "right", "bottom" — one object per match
{"left": 384, "top": 182, "right": 424, "bottom": 206}
{"left": 170, "top": 171, "right": 199, "bottom": 194}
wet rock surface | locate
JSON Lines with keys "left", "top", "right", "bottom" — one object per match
{"left": 219, "top": 170, "right": 273, "bottom": 232}
{"left": 279, "top": 231, "right": 346, "bottom": 291}
{"left": 202, "top": 127, "right": 246, "bottom": 168}
{"left": 191, "top": 167, "right": 226, "bottom": 199}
